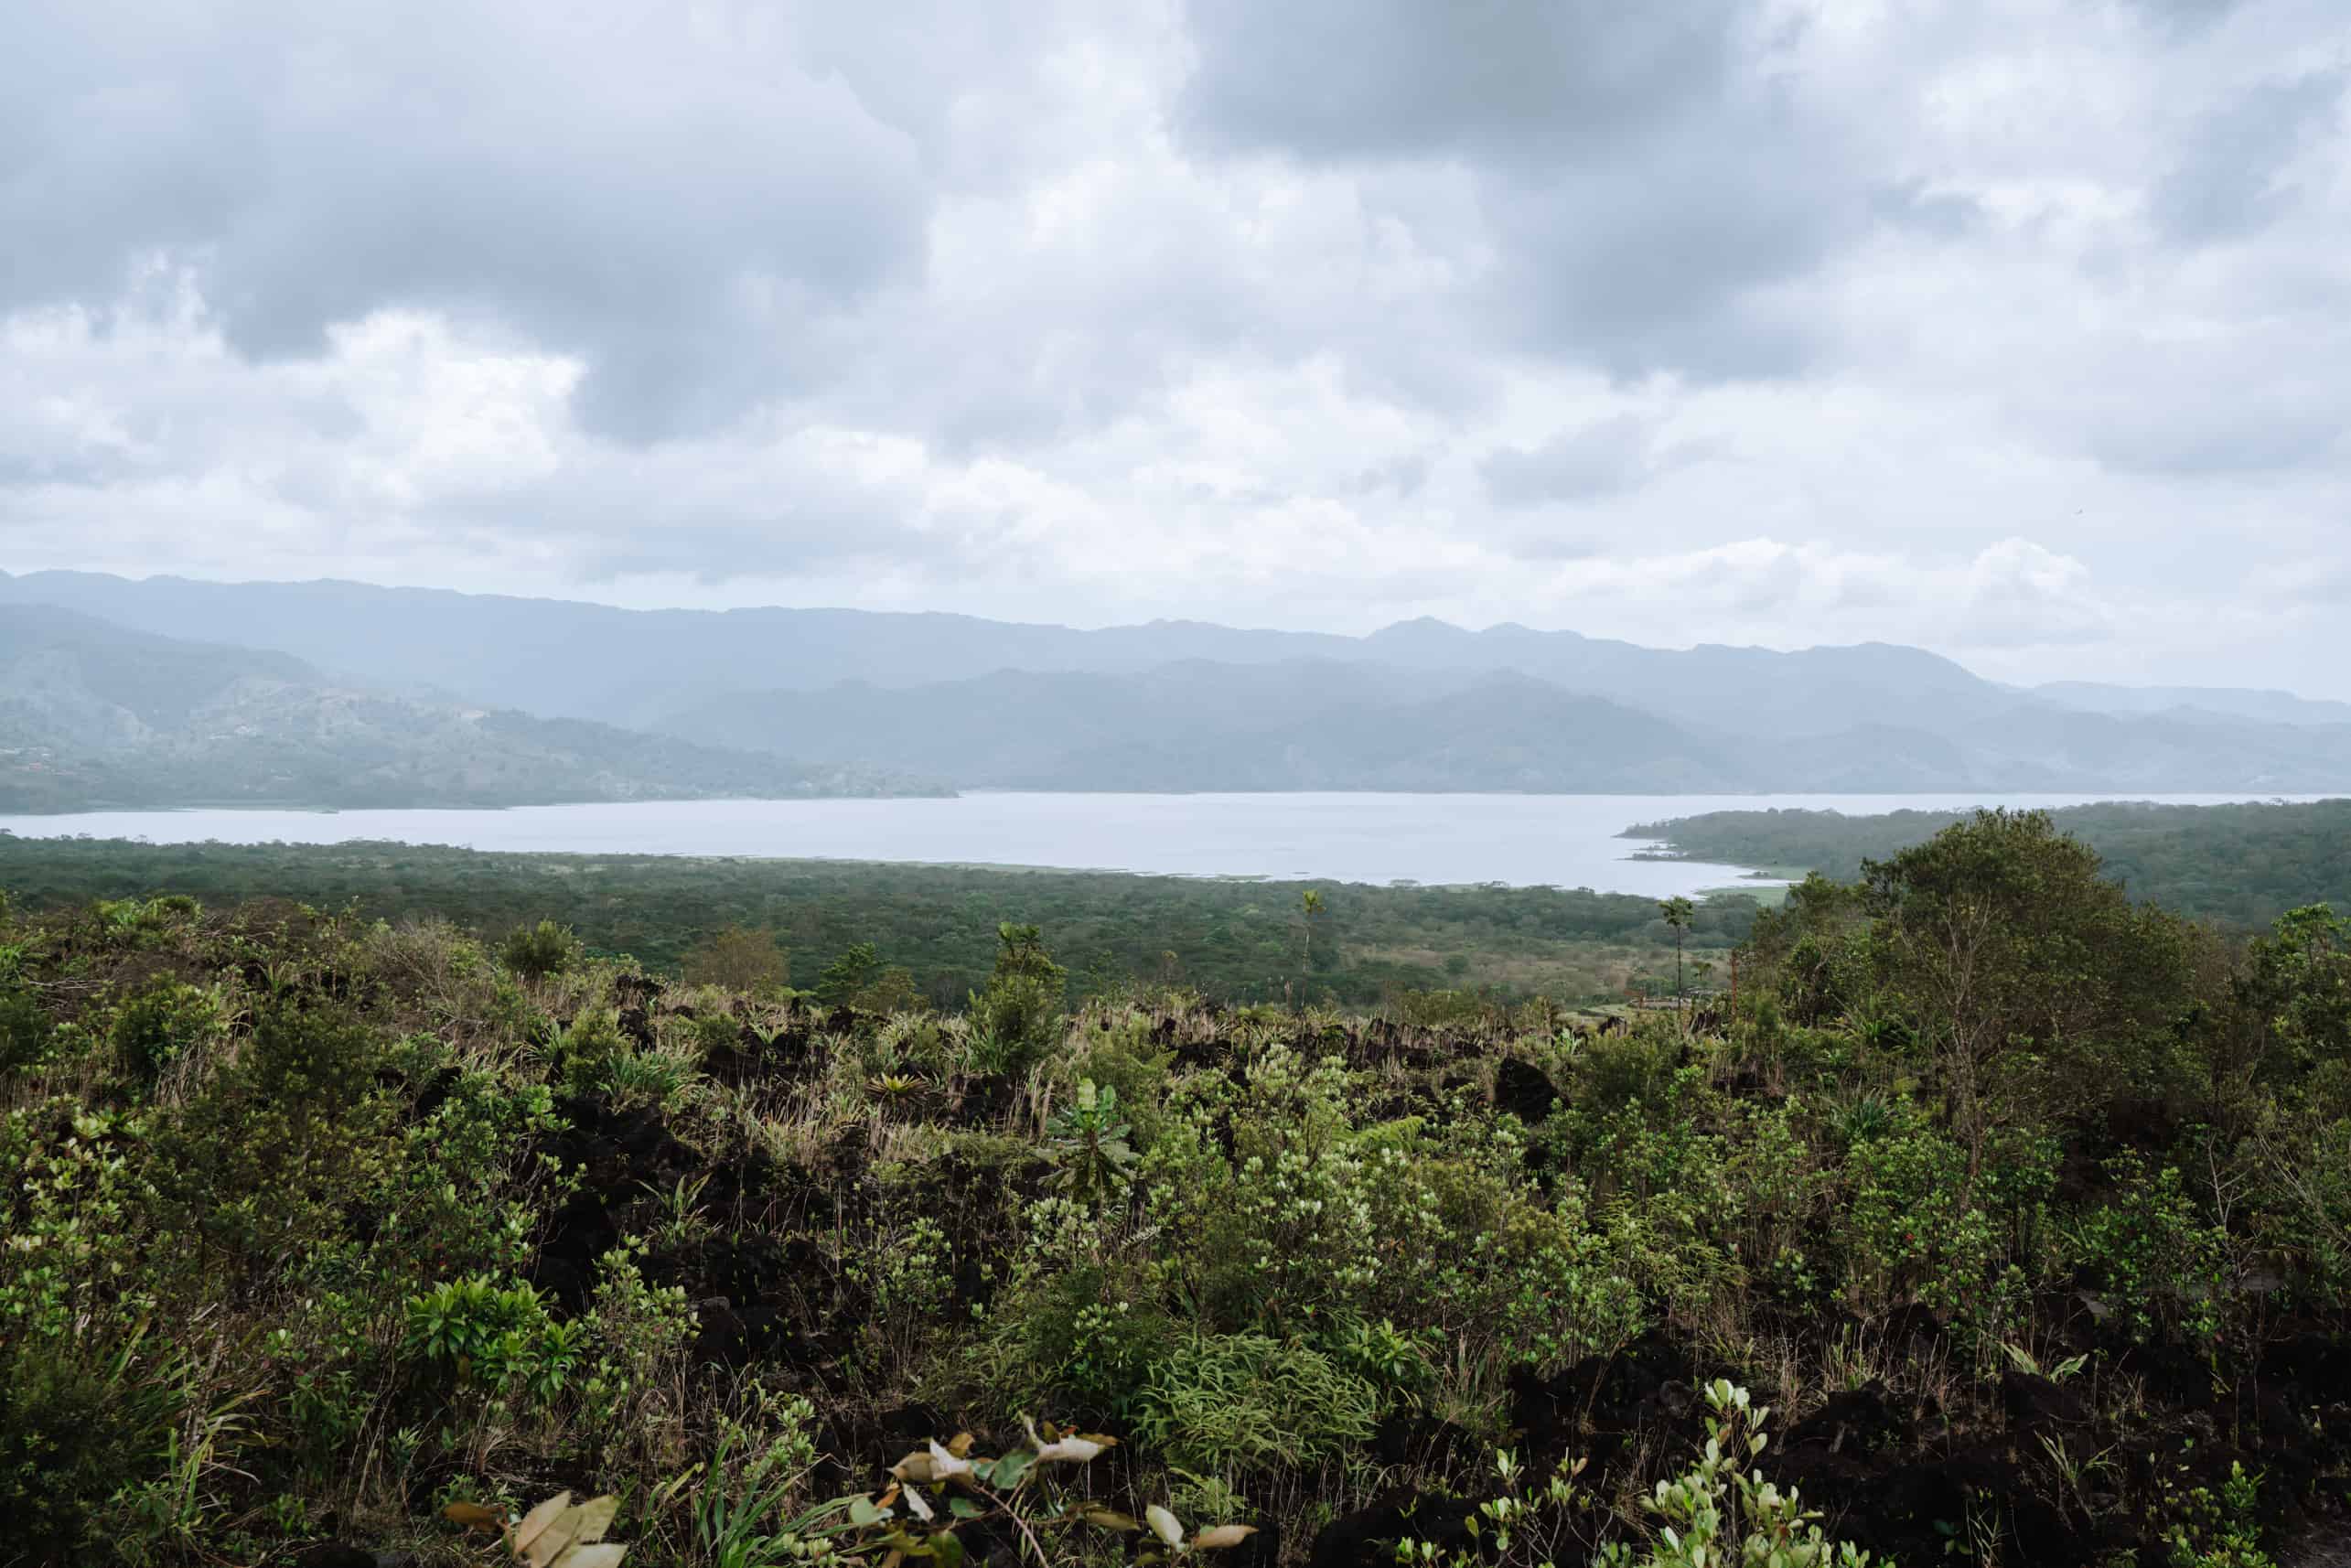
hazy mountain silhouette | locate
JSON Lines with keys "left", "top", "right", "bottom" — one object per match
{"left": 0, "top": 605, "right": 935, "bottom": 810}
{"left": 4, "top": 571, "right": 2349, "bottom": 799}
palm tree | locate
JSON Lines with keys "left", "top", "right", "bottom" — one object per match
{"left": 1659, "top": 896, "right": 1695, "bottom": 998}
{"left": 1300, "top": 888, "right": 1325, "bottom": 974}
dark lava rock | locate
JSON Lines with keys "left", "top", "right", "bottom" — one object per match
{"left": 1493, "top": 1058, "right": 1557, "bottom": 1124}
{"left": 1312, "top": 1492, "right": 1477, "bottom": 1568}
{"left": 1784, "top": 1380, "right": 1909, "bottom": 1459}
{"left": 291, "top": 1546, "right": 385, "bottom": 1568}
{"left": 1371, "top": 1412, "right": 1476, "bottom": 1468}
{"left": 2001, "top": 1369, "right": 2089, "bottom": 1432}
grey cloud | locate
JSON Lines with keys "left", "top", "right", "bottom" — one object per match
{"left": 1178, "top": 0, "right": 1863, "bottom": 383}
{"left": 2152, "top": 70, "right": 2345, "bottom": 242}
{"left": 2080, "top": 365, "right": 2346, "bottom": 477}
{"left": 1482, "top": 415, "right": 1657, "bottom": 505}
{"left": 2, "top": 3, "right": 931, "bottom": 444}
{"left": 1356, "top": 455, "right": 1431, "bottom": 497}
{"left": 1871, "top": 180, "right": 1985, "bottom": 240}
{"left": 1176, "top": 0, "right": 1730, "bottom": 164}
{"left": 2126, "top": 0, "right": 2252, "bottom": 33}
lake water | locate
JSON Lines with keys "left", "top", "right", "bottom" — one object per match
{"left": 0, "top": 790, "right": 2327, "bottom": 898}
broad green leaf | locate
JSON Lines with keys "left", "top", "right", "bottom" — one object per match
{"left": 991, "top": 1448, "right": 1036, "bottom": 1490}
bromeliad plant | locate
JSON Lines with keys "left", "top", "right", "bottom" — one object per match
{"left": 1045, "top": 1079, "right": 1138, "bottom": 1202}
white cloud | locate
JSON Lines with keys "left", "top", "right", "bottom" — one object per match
{"left": 3, "top": 0, "right": 2349, "bottom": 694}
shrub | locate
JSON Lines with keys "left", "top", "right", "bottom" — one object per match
{"left": 0, "top": 1344, "right": 177, "bottom": 1563}
{"left": 2069, "top": 1153, "right": 2230, "bottom": 1343}
{"left": 1132, "top": 1333, "right": 1377, "bottom": 1478}
{"left": 501, "top": 918, "right": 580, "bottom": 980}
{"left": 967, "top": 923, "right": 1067, "bottom": 1079}
{"left": 403, "top": 1273, "right": 579, "bottom": 1397}
{"left": 111, "top": 982, "right": 225, "bottom": 1083}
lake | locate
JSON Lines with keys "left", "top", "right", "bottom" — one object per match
{"left": 0, "top": 790, "right": 2325, "bottom": 898}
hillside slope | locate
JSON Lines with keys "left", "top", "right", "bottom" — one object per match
{"left": 0, "top": 568, "right": 2025, "bottom": 739}
{"left": 660, "top": 660, "right": 1744, "bottom": 790}
{"left": 0, "top": 605, "right": 934, "bottom": 810}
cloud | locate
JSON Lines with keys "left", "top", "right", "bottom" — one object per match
{"left": 1178, "top": 0, "right": 1861, "bottom": 383}
{"left": 2, "top": 2, "right": 936, "bottom": 442}
{"left": 4, "top": 0, "right": 2351, "bottom": 697}
{"left": 1481, "top": 415, "right": 1660, "bottom": 505}
{"left": 2151, "top": 69, "right": 2346, "bottom": 242}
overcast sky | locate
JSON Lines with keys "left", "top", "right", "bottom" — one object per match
{"left": 5, "top": 1, "right": 2347, "bottom": 692}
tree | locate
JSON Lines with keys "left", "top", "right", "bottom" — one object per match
{"left": 682, "top": 925, "right": 788, "bottom": 993}
{"left": 1658, "top": 897, "right": 1695, "bottom": 998}
{"left": 1860, "top": 809, "right": 2190, "bottom": 1187}
{"left": 968, "top": 923, "right": 1068, "bottom": 1077}
{"left": 1300, "top": 889, "right": 1325, "bottom": 975}
{"left": 814, "top": 942, "right": 881, "bottom": 1006}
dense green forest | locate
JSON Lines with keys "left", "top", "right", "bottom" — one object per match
{"left": 1628, "top": 798, "right": 2351, "bottom": 929}
{"left": 0, "top": 835, "right": 1755, "bottom": 1010}
{"left": 3, "top": 808, "right": 2347, "bottom": 1566}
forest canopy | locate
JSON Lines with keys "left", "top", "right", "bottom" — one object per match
{"left": 1628, "top": 796, "right": 2351, "bottom": 929}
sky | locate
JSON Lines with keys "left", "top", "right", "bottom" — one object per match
{"left": 4, "top": 0, "right": 2348, "bottom": 693}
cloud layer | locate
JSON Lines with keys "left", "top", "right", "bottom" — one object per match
{"left": 4, "top": 0, "right": 2347, "bottom": 692}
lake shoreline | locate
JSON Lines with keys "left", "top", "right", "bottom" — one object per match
{"left": 2, "top": 790, "right": 2325, "bottom": 900}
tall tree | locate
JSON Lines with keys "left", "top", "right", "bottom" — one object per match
{"left": 1861, "top": 809, "right": 2189, "bottom": 1187}
{"left": 1659, "top": 896, "right": 1695, "bottom": 998}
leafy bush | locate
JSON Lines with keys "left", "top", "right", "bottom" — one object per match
{"left": 2068, "top": 1152, "right": 2231, "bottom": 1342}
{"left": 0, "top": 1344, "right": 176, "bottom": 1563}
{"left": 404, "top": 1273, "right": 580, "bottom": 1398}
{"left": 501, "top": 918, "right": 580, "bottom": 980}
{"left": 966, "top": 923, "right": 1067, "bottom": 1079}
{"left": 1132, "top": 1333, "right": 1377, "bottom": 1477}
{"left": 110, "top": 982, "right": 225, "bottom": 1083}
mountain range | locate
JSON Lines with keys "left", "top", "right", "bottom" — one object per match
{"left": 0, "top": 604, "right": 935, "bottom": 811}
{"left": 0, "top": 568, "right": 2346, "bottom": 805}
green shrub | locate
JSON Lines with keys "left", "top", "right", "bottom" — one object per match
{"left": 2069, "top": 1153, "right": 2230, "bottom": 1342}
{"left": 403, "top": 1273, "right": 580, "bottom": 1398}
{"left": 1132, "top": 1332, "right": 1377, "bottom": 1478}
{"left": 0, "top": 1345, "right": 177, "bottom": 1564}
{"left": 500, "top": 918, "right": 580, "bottom": 980}
{"left": 966, "top": 923, "right": 1067, "bottom": 1079}
{"left": 111, "top": 982, "right": 225, "bottom": 1083}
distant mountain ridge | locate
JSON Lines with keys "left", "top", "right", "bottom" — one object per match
{"left": 0, "top": 569, "right": 2008, "bottom": 738}
{"left": 2031, "top": 681, "right": 2351, "bottom": 727}
{"left": 664, "top": 659, "right": 2351, "bottom": 794}
{"left": 2, "top": 570, "right": 2349, "bottom": 799}
{"left": 660, "top": 660, "right": 1742, "bottom": 791}
{"left": 0, "top": 604, "right": 936, "bottom": 811}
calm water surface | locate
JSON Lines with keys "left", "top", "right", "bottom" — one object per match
{"left": 0, "top": 791, "right": 2327, "bottom": 897}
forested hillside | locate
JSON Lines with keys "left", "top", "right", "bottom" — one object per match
{"left": 1630, "top": 797, "right": 2351, "bottom": 928}
{"left": 0, "top": 605, "right": 938, "bottom": 810}
{"left": 13, "top": 571, "right": 2351, "bottom": 798}
{"left": 4, "top": 810, "right": 2345, "bottom": 1567}
{"left": 660, "top": 663, "right": 1741, "bottom": 792}
{"left": 0, "top": 834, "right": 1755, "bottom": 1006}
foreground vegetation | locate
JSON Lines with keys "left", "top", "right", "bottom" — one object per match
{"left": 4, "top": 810, "right": 2347, "bottom": 1566}
{"left": 0, "top": 836, "right": 1757, "bottom": 1008}
{"left": 1627, "top": 799, "right": 2351, "bottom": 930}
